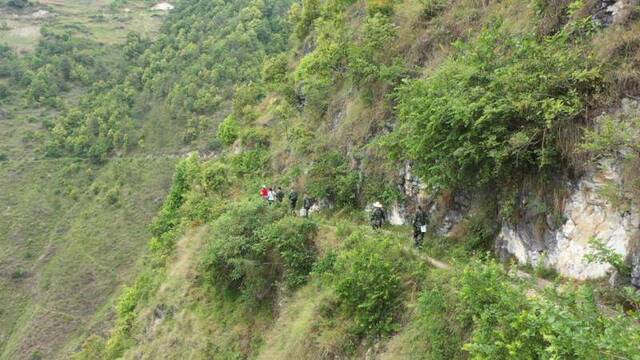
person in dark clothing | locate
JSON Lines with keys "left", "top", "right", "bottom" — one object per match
{"left": 289, "top": 190, "right": 299, "bottom": 211}
{"left": 412, "top": 206, "right": 428, "bottom": 248}
{"left": 303, "top": 195, "right": 313, "bottom": 217}
{"left": 370, "top": 202, "right": 386, "bottom": 230}
{"left": 275, "top": 187, "right": 285, "bottom": 203}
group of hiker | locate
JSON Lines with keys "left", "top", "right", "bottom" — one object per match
{"left": 259, "top": 185, "right": 316, "bottom": 217}
{"left": 369, "top": 202, "right": 429, "bottom": 248}
{"left": 259, "top": 185, "right": 429, "bottom": 247}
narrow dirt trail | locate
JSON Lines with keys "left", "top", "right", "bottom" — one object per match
{"left": 316, "top": 219, "right": 623, "bottom": 319}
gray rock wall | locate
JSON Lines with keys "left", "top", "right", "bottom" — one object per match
{"left": 497, "top": 159, "right": 640, "bottom": 280}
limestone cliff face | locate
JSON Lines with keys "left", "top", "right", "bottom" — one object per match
{"left": 496, "top": 159, "right": 640, "bottom": 281}
{"left": 391, "top": 157, "right": 640, "bottom": 284}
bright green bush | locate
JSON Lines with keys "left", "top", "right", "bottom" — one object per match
{"left": 104, "top": 272, "right": 155, "bottom": 358}
{"left": 150, "top": 155, "right": 201, "bottom": 237}
{"left": 366, "top": 0, "right": 394, "bottom": 16}
{"left": 293, "top": 0, "right": 321, "bottom": 41}
{"left": 239, "top": 127, "right": 271, "bottom": 149}
{"left": 585, "top": 237, "right": 631, "bottom": 276}
{"left": 294, "top": 18, "right": 347, "bottom": 116}
{"left": 262, "top": 53, "right": 289, "bottom": 92}
{"left": 202, "top": 200, "right": 317, "bottom": 301}
{"left": 580, "top": 114, "right": 640, "bottom": 158}
{"left": 413, "top": 270, "right": 466, "bottom": 359}
{"left": 452, "top": 260, "right": 640, "bottom": 359}
{"left": 202, "top": 200, "right": 284, "bottom": 301}
{"left": 392, "top": 26, "right": 601, "bottom": 190}
{"left": 258, "top": 217, "right": 318, "bottom": 289}
{"left": 361, "top": 172, "right": 403, "bottom": 206}
{"left": 306, "top": 150, "right": 359, "bottom": 208}
{"left": 217, "top": 115, "right": 240, "bottom": 146}
{"left": 332, "top": 233, "right": 407, "bottom": 337}
{"left": 347, "top": 13, "right": 401, "bottom": 87}
{"left": 201, "top": 161, "right": 231, "bottom": 194}
{"left": 230, "top": 149, "right": 270, "bottom": 176}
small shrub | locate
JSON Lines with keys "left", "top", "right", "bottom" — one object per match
{"left": 312, "top": 250, "right": 337, "bottom": 275}
{"left": 585, "top": 237, "right": 631, "bottom": 276}
{"left": 0, "top": 83, "right": 9, "bottom": 99}
{"left": 580, "top": 115, "right": 640, "bottom": 158}
{"left": 239, "top": 127, "right": 271, "bottom": 149}
{"left": 361, "top": 173, "right": 403, "bottom": 207}
{"left": 262, "top": 54, "right": 289, "bottom": 91}
{"left": 150, "top": 155, "right": 201, "bottom": 236}
{"left": 366, "top": 0, "right": 394, "bottom": 16}
{"left": 105, "top": 187, "right": 120, "bottom": 205}
{"left": 229, "top": 149, "right": 270, "bottom": 176}
{"left": 11, "top": 269, "right": 27, "bottom": 280}
{"left": 453, "top": 260, "right": 640, "bottom": 359}
{"left": 259, "top": 217, "right": 318, "bottom": 289}
{"left": 202, "top": 200, "right": 308, "bottom": 302}
{"left": 217, "top": 115, "right": 240, "bottom": 146}
{"left": 293, "top": 0, "right": 321, "bottom": 41}
{"left": 306, "top": 151, "right": 359, "bottom": 208}
{"left": 180, "top": 191, "right": 226, "bottom": 224}
{"left": 413, "top": 270, "right": 466, "bottom": 359}
{"left": 464, "top": 213, "right": 498, "bottom": 253}
{"left": 332, "top": 234, "right": 406, "bottom": 337}
{"left": 420, "top": 0, "right": 447, "bottom": 19}
{"left": 201, "top": 161, "right": 231, "bottom": 194}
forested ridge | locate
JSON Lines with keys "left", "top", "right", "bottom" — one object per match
{"left": 2, "top": 0, "right": 640, "bottom": 358}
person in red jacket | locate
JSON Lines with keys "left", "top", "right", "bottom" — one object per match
{"left": 259, "top": 185, "right": 269, "bottom": 200}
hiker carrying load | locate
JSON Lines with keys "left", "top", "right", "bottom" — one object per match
{"left": 275, "top": 187, "right": 285, "bottom": 203}
{"left": 412, "top": 206, "right": 428, "bottom": 248}
{"left": 289, "top": 189, "right": 298, "bottom": 211}
{"left": 303, "top": 194, "right": 313, "bottom": 217}
{"left": 370, "top": 202, "right": 386, "bottom": 230}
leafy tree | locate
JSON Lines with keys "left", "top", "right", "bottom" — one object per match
{"left": 391, "top": 26, "right": 600, "bottom": 190}
{"left": 293, "top": 0, "right": 321, "bottom": 41}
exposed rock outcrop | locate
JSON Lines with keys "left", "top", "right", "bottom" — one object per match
{"left": 497, "top": 159, "right": 640, "bottom": 280}
{"left": 593, "top": 0, "right": 639, "bottom": 26}
{"left": 151, "top": 2, "right": 174, "bottom": 11}
{"left": 387, "top": 203, "right": 406, "bottom": 225}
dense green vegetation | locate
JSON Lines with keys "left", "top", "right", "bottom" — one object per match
{"left": 4, "top": 0, "right": 640, "bottom": 358}
{"left": 391, "top": 24, "right": 600, "bottom": 190}
{"left": 74, "top": 154, "right": 640, "bottom": 359}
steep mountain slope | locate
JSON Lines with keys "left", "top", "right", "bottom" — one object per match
{"left": 4, "top": 0, "right": 640, "bottom": 358}
{"left": 0, "top": 1, "right": 176, "bottom": 358}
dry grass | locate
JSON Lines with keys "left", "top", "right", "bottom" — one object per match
{"left": 593, "top": 22, "right": 640, "bottom": 99}
{"left": 257, "top": 285, "right": 335, "bottom": 360}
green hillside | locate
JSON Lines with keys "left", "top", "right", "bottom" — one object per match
{"left": 2, "top": 0, "right": 640, "bottom": 358}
